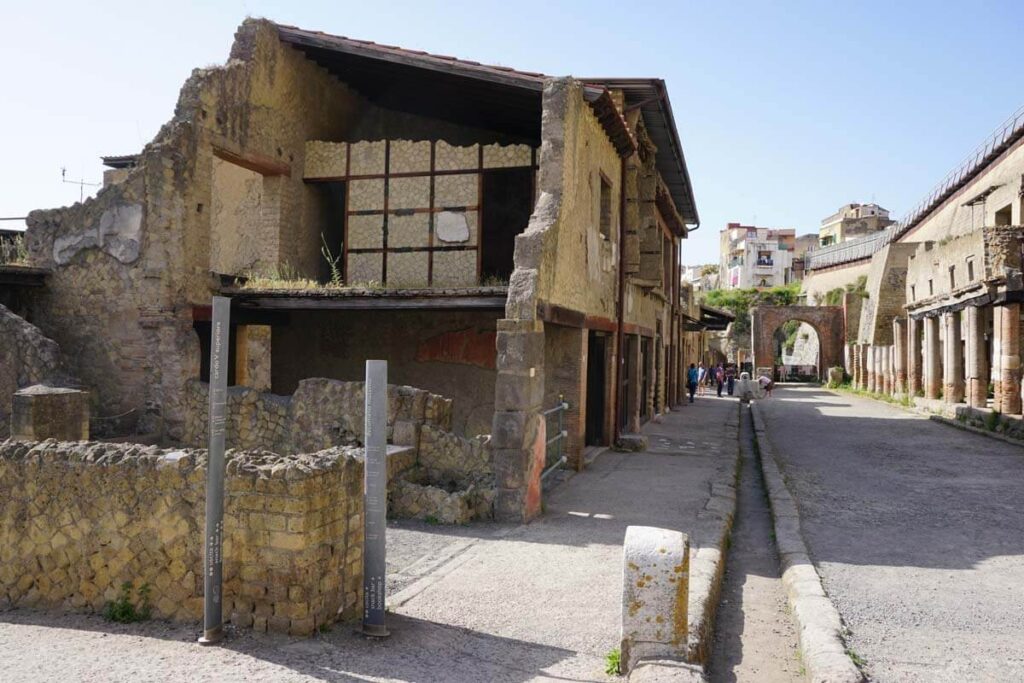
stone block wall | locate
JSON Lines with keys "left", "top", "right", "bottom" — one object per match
{"left": 183, "top": 378, "right": 453, "bottom": 454}
{"left": 0, "top": 440, "right": 363, "bottom": 635}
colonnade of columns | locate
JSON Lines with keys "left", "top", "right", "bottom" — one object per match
{"left": 846, "top": 303, "right": 1023, "bottom": 416}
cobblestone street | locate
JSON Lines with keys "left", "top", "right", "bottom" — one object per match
{"left": 758, "top": 386, "right": 1024, "bottom": 682}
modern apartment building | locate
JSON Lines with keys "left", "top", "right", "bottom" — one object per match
{"left": 719, "top": 223, "right": 796, "bottom": 289}
{"left": 819, "top": 202, "right": 893, "bottom": 246}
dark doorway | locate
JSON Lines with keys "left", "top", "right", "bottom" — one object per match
{"left": 620, "top": 335, "right": 637, "bottom": 432}
{"left": 640, "top": 337, "right": 651, "bottom": 422}
{"left": 481, "top": 168, "right": 534, "bottom": 282}
{"left": 310, "top": 181, "right": 346, "bottom": 284}
{"left": 586, "top": 332, "right": 607, "bottom": 446}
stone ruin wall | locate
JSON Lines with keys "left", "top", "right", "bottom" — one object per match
{"left": 183, "top": 377, "right": 494, "bottom": 524}
{"left": 182, "top": 378, "right": 455, "bottom": 452}
{"left": 0, "top": 303, "right": 68, "bottom": 438}
{"left": 0, "top": 440, "right": 363, "bottom": 636}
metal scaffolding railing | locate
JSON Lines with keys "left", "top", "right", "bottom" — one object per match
{"left": 807, "top": 102, "right": 1024, "bottom": 272}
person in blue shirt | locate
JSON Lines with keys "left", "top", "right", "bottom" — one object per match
{"left": 687, "top": 363, "right": 699, "bottom": 403}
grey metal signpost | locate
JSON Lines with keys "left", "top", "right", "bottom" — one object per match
{"left": 199, "top": 296, "right": 230, "bottom": 645}
{"left": 361, "top": 360, "right": 389, "bottom": 637}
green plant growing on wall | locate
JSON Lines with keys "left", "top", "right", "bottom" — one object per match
{"left": 0, "top": 234, "right": 29, "bottom": 265}
{"left": 986, "top": 410, "right": 1002, "bottom": 432}
{"left": 103, "top": 582, "right": 152, "bottom": 623}
{"left": 320, "top": 233, "right": 344, "bottom": 287}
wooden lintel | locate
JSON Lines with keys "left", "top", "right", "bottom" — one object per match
{"left": 213, "top": 146, "right": 291, "bottom": 177}
{"left": 622, "top": 322, "right": 655, "bottom": 338}
{"left": 585, "top": 316, "right": 617, "bottom": 333}
{"left": 537, "top": 301, "right": 587, "bottom": 328}
{"left": 235, "top": 296, "right": 506, "bottom": 311}
{"left": 191, "top": 304, "right": 290, "bottom": 326}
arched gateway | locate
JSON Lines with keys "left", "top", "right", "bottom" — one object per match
{"left": 750, "top": 305, "right": 845, "bottom": 380}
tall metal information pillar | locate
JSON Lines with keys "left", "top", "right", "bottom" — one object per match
{"left": 199, "top": 296, "right": 230, "bottom": 645}
{"left": 362, "top": 360, "right": 389, "bottom": 637}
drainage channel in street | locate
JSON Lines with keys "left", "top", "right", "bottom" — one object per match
{"left": 708, "top": 402, "right": 802, "bottom": 682}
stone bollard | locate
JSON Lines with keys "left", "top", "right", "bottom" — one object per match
{"left": 621, "top": 526, "right": 689, "bottom": 673}
{"left": 11, "top": 385, "right": 89, "bottom": 441}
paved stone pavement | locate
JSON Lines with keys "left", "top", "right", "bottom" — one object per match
{"left": 0, "top": 396, "right": 737, "bottom": 682}
{"left": 758, "top": 386, "right": 1024, "bottom": 682}
{"left": 392, "top": 395, "right": 738, "bottom": 679}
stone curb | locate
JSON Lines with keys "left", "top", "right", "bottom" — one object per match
{"left": 750, "top": 402, "right": 865, "bottom": 683}
{"left": 686, "top": 401, "right": 741, "bottom": 668}
{"left": 832, "top": 386, "right": 1024, "bottom": 448}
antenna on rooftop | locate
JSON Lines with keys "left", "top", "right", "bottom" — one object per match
{"left": 61, "top": 167, "right": 101, "bottom": 203}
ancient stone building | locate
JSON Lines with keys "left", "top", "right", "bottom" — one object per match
{"left": 799, "top": 102, "right": 1024, "bottom": 433}
{"left": 9, "top": 19, "right": 704, "bottom": 524}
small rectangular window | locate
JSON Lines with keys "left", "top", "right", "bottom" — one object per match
{"left": 949, "top": 265, "right": 956, "bottom": 290}
{"left": 967, "top": 258, "right": 975, "bottom": 282}
{"left": 928, "top": 279, "right": 934, "bottom": 296}
{"left": 910, "top": 285, "right": 916, "bottom": 302}
{"left": 599, "top": 173, "right": 612, "bottom": 240}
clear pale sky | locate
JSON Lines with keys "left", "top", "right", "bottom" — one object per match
{"left": 4, "top": 0, "right": 1022, "bottom": 265}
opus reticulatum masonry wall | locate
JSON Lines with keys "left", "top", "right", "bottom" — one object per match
{"left": 0, "top": 440, "right": 363, "bottom": 635}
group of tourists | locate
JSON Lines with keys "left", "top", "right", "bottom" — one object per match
{"left": 685, "top": 361, "right": 774, "bottom": 403}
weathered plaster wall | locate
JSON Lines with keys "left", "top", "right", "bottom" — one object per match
{"left": 537, "top": 91, "right": 620, "bottom": 319}
{"left": 210, "top": 157, "right": 272, "bottom": 275}
{"left": 271, "top": 309, "right": 497, "bottom": 436}
{"left": 906, "top": 230, "right": 992, "bottom": 311}
{"left": 0, "top": 439, "right": 363, "bottom": 636}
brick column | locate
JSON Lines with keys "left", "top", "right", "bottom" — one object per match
{"left": 883, "top": 345, "right": 894, "bottom": 395}
{"left": 874, "top": 346, "right": 883, "bottom": 393}
{"left": 943, "top": 311, "right": 965, "bottom": 404}
{"left": 866, "top": 346, "right": 875, "bottom": 392}
{"left": 850, "top": 343, "right": 859, "bottom": 388}
{"left": 995, "top": 303, "right": 1022, "bottom": 415}
{"left": 924, "top": 316, "right": 941, "bottom": 400}
{"left": 907, "top": 317, "right": 922, "bottom": 396}
{"left": 492, "top": 319, "right": 546, "bottom": 522}
{"left": 893, "top": 319, "right": 907, "bottom": 395}
{"left": 858, "top": 344, "right": 868, "bottom": 390}
{"left": 965, "top": 306, "right": 988, "bottom": 408}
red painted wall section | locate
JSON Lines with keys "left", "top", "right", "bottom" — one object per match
{"left": 415, "top": 327, "right": 497, "bottom": 369}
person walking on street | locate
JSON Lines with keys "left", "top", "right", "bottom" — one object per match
{"left": 715, "top": 363, "right": 725, "bottom": 397}
{"left": 687, "top": 363, "right": 699, "bottom": 403}
{"left": 757, "top": 373, "right": 775, "bottom": 398}
{"left": 697, "top": 362, "right": 707, "bottom": 397}
{"left": 726, "top": 364, "right": 736, "bottom": 396}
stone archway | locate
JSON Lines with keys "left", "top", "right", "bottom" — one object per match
{"left": 750, "top": 306, "right": 845, "bottom": 379}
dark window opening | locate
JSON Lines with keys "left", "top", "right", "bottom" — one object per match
{"left": 995, "top": 203, "right": 1013, "bottom": 226}
{"left": 481, "top": 168, "right": 534, "bottom": 283}
{"left": 310, "top": 181, "right": 347, "bottom": 284}
{"left": 910, "top": 285, "right": 916, "bottom": 302}
{"left": 194, "top": 321, "right": 238, "bottom": 386}
{"left": 599, "top": 173, "right": 612, "bottom": 240}
{"left": 967, "top": 259, "right": 976, "bottom": 281}
{"left": 949, "top": 265, "right": 956, "bottom": 290}
{"left": 928, "top": 279, "right": 934, "bottom": 296}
